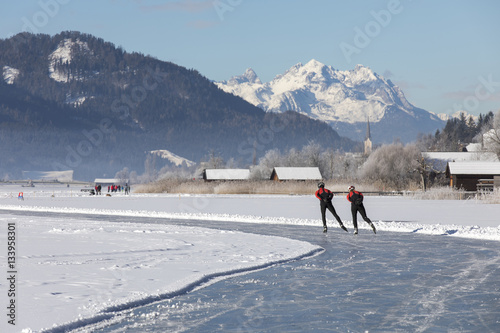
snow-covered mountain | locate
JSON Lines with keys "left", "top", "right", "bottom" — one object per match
{"left": 216, "top": 59, "right": 445, "bottom": 143}
{"left": 435, "top": 110, "right": 478, "bottom": 123}
{"left": 150, "top": 150, "right": 196, "bottom": 167}
{"left": 1, "top": 33, "right": 355, "bottom": 180}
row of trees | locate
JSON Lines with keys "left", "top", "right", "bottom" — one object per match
{"left": 417, "top": 112, "right": 495, "bottom": 152}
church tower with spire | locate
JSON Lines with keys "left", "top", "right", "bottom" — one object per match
{"left": 364, "top": 118, "right": 372, "bottom": 156}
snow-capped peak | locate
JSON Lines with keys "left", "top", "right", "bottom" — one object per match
{"left": 435, "top": 110, "right": 479, "bottom": 123}
{"left": 303, "top": 59, "right": 326, "bottom": 71}
{"left": 242, "top": 68, "right": 261, "bottom": 84}
{"left": 345, "top": 64, "right": 379, "bottom": 85}
{"left": 222, "top": 68, "right": 261, "bottom": 85}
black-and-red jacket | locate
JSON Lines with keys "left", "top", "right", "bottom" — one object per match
{"left": 347, "top": 190, "right": 363, "bottom": 205}
{"left": 315, "top": 188, "right": 333, "bottom": 202}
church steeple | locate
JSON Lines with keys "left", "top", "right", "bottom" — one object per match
{"left": 365, "top": 117, "right": 371, "bottom": 140}
{"left": 364, "top": 117, "right": 372, "bottom": 155}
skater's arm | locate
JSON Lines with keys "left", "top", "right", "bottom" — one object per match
{"left": 315, "top": 190, "right": 321, "bottom": 200}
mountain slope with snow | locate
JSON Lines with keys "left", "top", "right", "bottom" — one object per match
{"left": 2, "top": 65, "right": 19, "bottom": 84}
{"left": 216, "top": 60, "right": 445, "bottom": 143}
{"left": 48, "top": 38, "right": 92, "bottom": 82}
{"left": 0, "top": 33, "right": 354, "bottom": 180}
{"left": 150, "top": 149, "right": 196, "bottom": 167}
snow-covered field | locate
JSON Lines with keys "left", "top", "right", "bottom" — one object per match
{"left": 0, "top": 184, "right": 499, "bottom": 332}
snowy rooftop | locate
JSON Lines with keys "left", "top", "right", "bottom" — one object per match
{"left": 204, "top": 169, "right": 250, "bottom": 180}
{"left": 272, "top": 167, "right": 322, "bottom": 180}
{"left": 447, "top": 162, "right": 500, "bottom": 175}
{"left": 423, "top": 151, "right": 499, "bottom": 162}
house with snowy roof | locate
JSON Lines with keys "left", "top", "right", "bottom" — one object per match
{"left": 270, "top": 167, "right": 322, "bottom": 181}
{"left": 203, "top": 169, "right": 250, "bottom": 181}
{"left": 423, "top": 151, "right": 499, "bottom": 172}
{"left": 445, "top": 162, "right": 500, "bottom": 191}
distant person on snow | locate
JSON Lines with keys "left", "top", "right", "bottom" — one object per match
{"left": 315, "top": 182, "right": 348, "bottom": 233}
{"left": 347, "top": 186, "right": 376, "bottom": 235}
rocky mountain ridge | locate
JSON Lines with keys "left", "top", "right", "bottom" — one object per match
{"left": 216, "top": 59, "right": 446, "bottom": 143}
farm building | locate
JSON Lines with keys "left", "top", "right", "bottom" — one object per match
{"left": 203, "top": 169, "right": 250, "bottom": 181}
{"left": 270, "top": 167, "right": 322, "bottom": 181}
{"left": 445, "top": 162, "right": 500, "bottom": 191}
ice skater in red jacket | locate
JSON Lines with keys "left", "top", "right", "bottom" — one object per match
{"left": 315, "top": 182, "right": 348, "bottom": 233}
{"left": 347, "top": 186, "right": 376, "bottom": 235}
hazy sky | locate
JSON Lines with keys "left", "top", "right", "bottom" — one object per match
{"left": 1, "top": 0, "right": 500, "bottom": 116}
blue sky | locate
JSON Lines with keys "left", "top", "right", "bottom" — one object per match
{"left": 1, "top": 0, "right": 500, "bottom": 117}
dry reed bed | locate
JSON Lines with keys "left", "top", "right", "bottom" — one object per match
{"left": 134, "top": 180, "right": 500, "bottom": 202}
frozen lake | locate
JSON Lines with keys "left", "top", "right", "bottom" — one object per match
{"left": 1, "top": 185, "right": 499, "bottom": 332}
{"left": 42, "top": 214, "right": 500, "bottom": 333}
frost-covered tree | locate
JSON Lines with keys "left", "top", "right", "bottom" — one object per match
{"left": 483, "top": 110, "right": 500, "bottom": 157}
{"left": 360, "top": 143, "right": 421, "bottom": 190}
{"left": 283, "top": 148, "right": 302, "bottom": 167}
{"left": 114, "top": 167, "right": 130, "bottom": 182}
{"left": 248, "top": 149, "right": 282, "bottom": 179}
{"left": 264, "top": 149, "right": 285, "bottom": 167}
{"left": 302, "top": 142, "right": 322, "bottom": 167}
{"left": 206, "top": 150, "right": 225, "bottom": 169}
{"left": 318, "top": 150, "right": 362, "bottom": 180}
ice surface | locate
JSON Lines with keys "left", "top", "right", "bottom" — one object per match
{"left": 96, "top": 221, "right": 500, "bottom": 333}
{"left": 0, "top": 184, "right": 499, "bottom": 332}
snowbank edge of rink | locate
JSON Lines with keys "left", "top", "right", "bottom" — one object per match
{"left": 1, "top": 205, "right": 499, "bottom": 242}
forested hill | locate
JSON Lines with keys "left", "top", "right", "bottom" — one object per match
{"left": 0, "top": 31, "right": 355, "bottom": 180}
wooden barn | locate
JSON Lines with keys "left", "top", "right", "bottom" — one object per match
{"left": 203, "top": 169, "right": 250, "bottom": 181}
{"left": 445, "top": 162, "right": 500, "bottom": 191}
{"left": 270, "top": 167, "right": 322, "bottom": 181}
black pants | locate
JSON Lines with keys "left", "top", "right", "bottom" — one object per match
{"left": 351, "top": 204, "right": 372, "bottom": 229}
{"left": 320, "top": 201, "right": 342, "bottom": 227}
